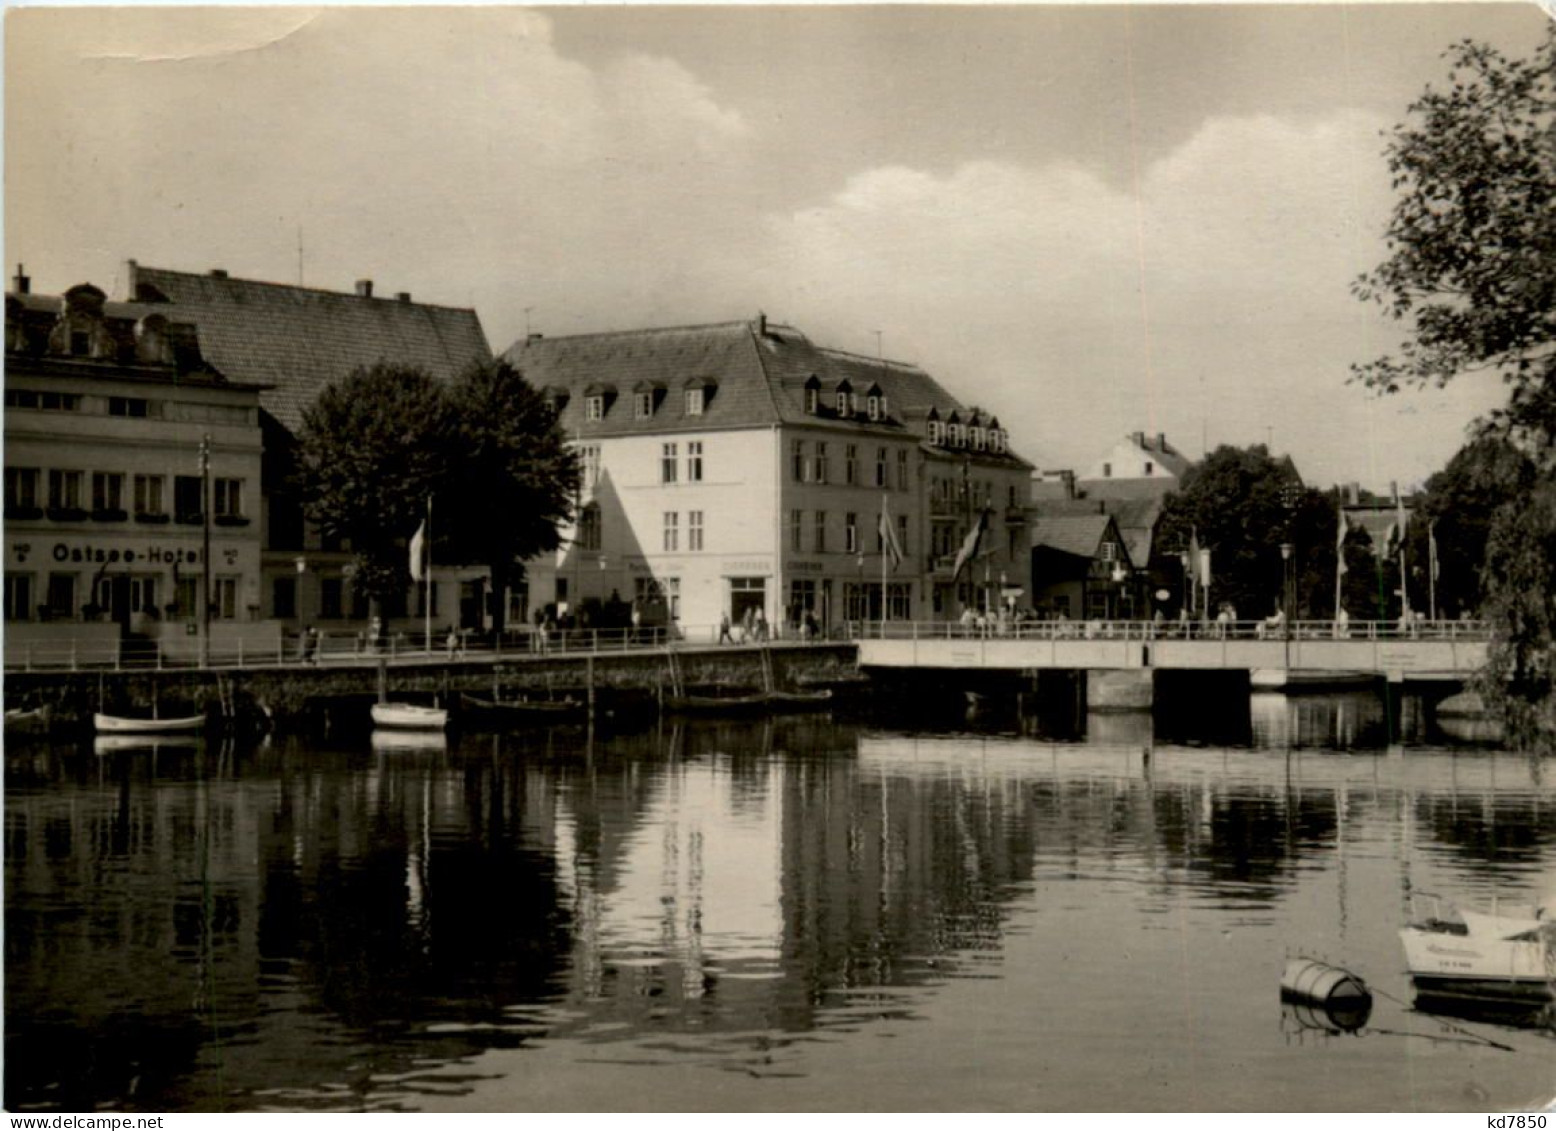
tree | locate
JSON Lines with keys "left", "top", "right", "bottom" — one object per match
{"left": 1352, "top": 30, "right": 1556, "bottom": 455}
{"left": 1158, "top": 445, "right": 1330, "bottom": 620}
{"left": 442, "top": 359, "right": 579, "bottom": 635}
{"left": 1355, "top": 31, "right": 1556, "bottom": 749}
{"left": 297, "top": 363, "right": 456, "bottom": 615}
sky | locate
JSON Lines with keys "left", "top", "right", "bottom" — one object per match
{"left": 6, "top": 3, "right": 1551, "bottom": 491}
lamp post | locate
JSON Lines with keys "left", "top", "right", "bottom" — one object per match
{"left": 1280, "top": 541, "right": 1293, "bottom": 670}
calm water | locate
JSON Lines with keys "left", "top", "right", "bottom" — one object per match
{"left": 6, "top": 695, "right": 1555, "bottom": 1112}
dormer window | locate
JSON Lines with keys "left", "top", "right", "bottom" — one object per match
{"left": 635, "top": 391, "right": 653, "bottom": 419}
{"left": 804, "top": 375, "right": 821, "bottom": 415}
{"left": 685, "top": 387, "right": 704, "bottom": 416}
{"left": 835, "top": 379, "right": 853, "bottom": 417}
{"left": 585, "top": 394, "right": 605, "bottom": 422}
{"left": 971, "top": 427, "right": 986, "bottom": 451}
{"left": 928, "top": 420, "right": 945, "bottom": 445}
{"left": 990, "top": 429, "right": 1006, "bottom": 454}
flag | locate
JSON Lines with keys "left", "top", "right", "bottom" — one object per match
{"left": 1198, "top": 546, "right": 1212, "bottom": 590}
{"left": 879, "top": 496, "right": 903, "bottom": 571}
{"left": 1386, "top": 481, "right": 1408, "bottom": 553}
{"left": 1335, "top": 507, "right": 1349, "bottom": 577}
{"left": 1429, "top": 519, "right": 1439, "bottom": 582}
{"left": 409, "top": 519, "right": 428, "bottom": 583}
{"left": 952, "top": 509, "right": 989, "bottom": 581}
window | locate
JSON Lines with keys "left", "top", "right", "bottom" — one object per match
{"left": 928, "top": 420, "right": 945, "bottom": 445}
{"left": 320, "top": 578, "right": 344, "bottom": 620}
{"left": 1100, "top": 541, "right": 1116, "bottom": 562}
{"left": 47, "top": 573, "right": 76, "bottom": 619}
{"left": 791, "top": 440, "right": 806, "bottom": 482}
{"left": 790, "top": 579, "right": 818, "bottom": 618}
{"left": 662, "top": 511, "right": 679, "bottom": 552}
{"left": 580, "top": 444, "right": 601, "bottom": 490}
{"left": 133, "top": 474, "right": 165, "bottom": 516}
{"left": 815, "top": 442, "right": 829, "bottom": 485}
{"left": 48, "top": 469, "right": 83, "bottom": 510}
{"left": 662, "top": 443, "right": 678, "bottom": 484}
{"left": 635, "top": 390, "right": 655, "bottom": 420}
{"left": 687, "top": 441, "right": 703, "bottom": 482}
{"left": 91, "top": 472, "right": 124, "bottom": 514}
{"left": 5, "top": 467, "right": 39, "bottom": 510}
{"left": 897, "top": 449, "right": 909, "bottom": 491}
{"left": 108, "top": 397, "right": 150, "bottom": 418}
{"left": 174, "top": 476, "right": 203, "bottom": 523}
{"left": 688, "top": 510, "right": 704, "bottom": 551}
{"left": 867, "top": 394, "right": 881, "bottom": 421}
{"left": 70, "top": 330, "right": 90, "bottom": 356}
{"left": 971, "top": 427, "right": 986, "bottom": 451}
{"left": 836, "top": 390, "right": 850, "bottom": 416}
{"left": 805, "top": 386, "right": 819, "bottom": 415}
{"left": 948, "top": 423, "right": 964, "bottom": 447}
{"left": 214, "top": 478, "right": 243, "bottom": 518}
{"left": 585, "top": 394, "right": 605, "bottom": 421}
{"left": 1144, "top": 460, "right": 1154, "bottom": 475}
{"left": 5, "top": 574, "right": 33, "bottom": 621}
{"left": 1102, "top": 462, "right": 1112, "bottom": 478}
{"left": 790, "top": 509, "right": 803, "bottom": 552}
{"left": 214, "top": 577, "right": 239, "bottom": 620}
{"left": 685, "top": 387, "right": 704, "bottom": 416}
{"left": 578, "top": 502, "right": 601, "bottom": 551}
{"left": 898, "top": 514, "right": 910, "bottom": 557}
{"left": 272, "top": 577, "right": 297, "bottom": 619}
{"left": 875, "top": 447, "right": 888, "bottom": 488}
{"left": 813, "top": 510, "right": 827, "bottom": 553}
{"left": 7, "top": 389, "right": 81, "bottom": 412}
{"left": 845, "top": 513, "right": 858, "bottom": 554}
{"left": 845, "top": 444, "right": 858, "bottom": 485}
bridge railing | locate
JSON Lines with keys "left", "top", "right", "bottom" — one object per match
{"left": 853, "top": 618, "right": 1490, "bottom": 643}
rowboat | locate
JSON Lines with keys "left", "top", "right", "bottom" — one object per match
{"left": 1400, "top": 894, "right": 1554, "bottom": 1003}
{"left": 5, "top": 704, "right": 52, "bottom": 737}
{"left": 370, "top": 702, "right": 449, "bottom": 730}
{"left": 94, "top": 712, "right": 205, "bottom": 734}
{"left": 666, "top": 688, "right": 833, "bottom": 714}
{"left": 459, "top": 692, "right": 582, "bottom": 720}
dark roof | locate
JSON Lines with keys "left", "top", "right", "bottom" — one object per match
{"left": 1031, "top": 513, "right": 1124, "bottom": 565}
{"left": 504, "top": 318, "right": 1032, "bottom": 468}
{"left": 1031, "top": 494, "right": 1165, "bottom": 566}
{"left": 125, "top": 263, "right": 492, "bottom": 433}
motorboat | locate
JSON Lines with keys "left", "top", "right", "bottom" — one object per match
{"left": 1400, "top": 893, "right": 1554, "bottom": 1003}
{"left": 370, "top": 702, "right": 449, "bottom": 730}
{"left": 94, "top": 712, "right": 205, "bottom": 734}
{"left": 459, "top": 692, "right": 582, "bottom": 721}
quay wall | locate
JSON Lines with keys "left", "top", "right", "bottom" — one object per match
{"left": 6, "top": 643, "right": 862, "bottom": 730}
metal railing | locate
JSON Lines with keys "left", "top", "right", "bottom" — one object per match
{"left": 852, "top": 618, "right": 1491, "bottom": 642}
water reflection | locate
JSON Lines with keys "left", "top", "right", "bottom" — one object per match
{"left": 6, "top": 708, "right": 1555, "bottom": 1112}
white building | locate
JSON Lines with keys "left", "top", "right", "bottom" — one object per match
{"left": 1077, "top": 431, "right": 1192, "bottom": 498}
{"left": 505, "top": 316, "right": 1033, "bottom": 636}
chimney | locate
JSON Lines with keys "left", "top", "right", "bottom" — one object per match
{"left": 355, "top": 279, "right": 374, "bottom": 298}
{"left": 755, "top": 311, "right": 767, "bottom": 337}
{"left": 1155, "top": 432, "right": 1166, "bottom": 451}
{"left": 12, "top": 264, "right": 29, "bottom": 294}
{"left": 209, "top": 268, "right": 228, "bottom": 279}
{"left": 395, "top": 291, "right": 412, "bottom": 303}
{"left": 1132, "top": 431, "right": 1145, "bottom": 447}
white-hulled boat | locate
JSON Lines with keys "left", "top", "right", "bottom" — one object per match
{"left": 1400, "top": 894, "right": 1555, "bottom": 1002}
{"left": 94, "top": 712, "right": 205, "bottom": 734}
{"left": 370, "top": 702, "right": 448, "bottom": 730}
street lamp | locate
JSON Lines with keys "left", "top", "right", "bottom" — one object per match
{"left": 1279, "top": 542, "right": 1294, "bottom": 670}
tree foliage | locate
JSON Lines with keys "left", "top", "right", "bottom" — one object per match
{"left": 1352, "top": 30, "right": 1556, "bottom": 455}
{"left": 297, "top": 363, "right": 456, "bottom": 610}
{"left": 442, "top": 359, "right": 579, "bottom": 634}
{"left": 1357, "top": 30, "right": 1556, "bottom": 751}
{"left": 1158, "top": 445, "right": 1332, "bottom": 620}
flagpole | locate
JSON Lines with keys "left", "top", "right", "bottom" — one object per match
{"left": 424, "top": 495, "right": 433, "bottom": 655}
{"left": 880, "top": 492, "right": 888, "bottom": 638}
{"left": 1428, "top": 518, "right": 1437, "bottom": 622}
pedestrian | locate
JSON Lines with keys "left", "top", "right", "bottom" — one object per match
{"left": 754, "top": 608, "right": 767, "bottom": 642}
{"left": 445, "top": 625, "right": 459, "bottom": 658}
{"left": 719, "top": 612, "right": 734, "bottom": 645}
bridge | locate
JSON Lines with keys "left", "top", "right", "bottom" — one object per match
{"left": 856, "top": 619, "right": 1490, "bottom": 684}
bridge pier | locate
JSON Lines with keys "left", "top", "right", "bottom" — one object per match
{"left": 1087, "top": 669, "right": 1153, "bottom": 711}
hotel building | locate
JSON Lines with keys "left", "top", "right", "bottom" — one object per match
{"left": 505, "top": 316, "right": 1032, "bottom": 635}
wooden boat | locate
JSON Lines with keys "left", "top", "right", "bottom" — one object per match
{"left": 5, "top": 704, "right": 52, "bottom": 737}
{"left": 460, "top": 692, "right": 582, "bottom": 719}
{"left": 370, "top": 702, "right": 448, "bottom": 730}
{"left": 1400, "top": 894, "right": 1554, "bottom": 1003}
{"left": 666, "top": 688, "right": 833, "bottom": 714}
{"left": 94, "top": 712, "right": 205, "bottom": 735}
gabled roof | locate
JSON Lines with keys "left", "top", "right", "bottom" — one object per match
{"left": 1030, "top": 513, "right": 1127, "bottom": 566}
{"left": 504, "top": 317, "right": 1031, "bottom": 468}
{"left": 124, "top": 263, "right": 492, "bottom": 433}
{"left": 1030, "top": 494, "right": 1164, "bottom": 567}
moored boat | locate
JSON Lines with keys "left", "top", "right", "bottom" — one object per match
{"left": 94, "top": 712, "right": 205, "bottom": 734}
{"left": 5, "top": 704, "right": 52, "bottom": 737}
{"left": 1400, "top": 894, "right": 1554, "bottom": 1003}
{"left": 459, "top": 692, "right": 582, "bottom": 720}
{"left": 666, "top": 688, "right": 833, "bottom": 714}
{"left": 370, "top": 702, "right": 449, "bottom": 730}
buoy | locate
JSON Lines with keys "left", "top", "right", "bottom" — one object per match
{"left": 1280, "top": 957, "right": 1371, "bottom": 1007}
